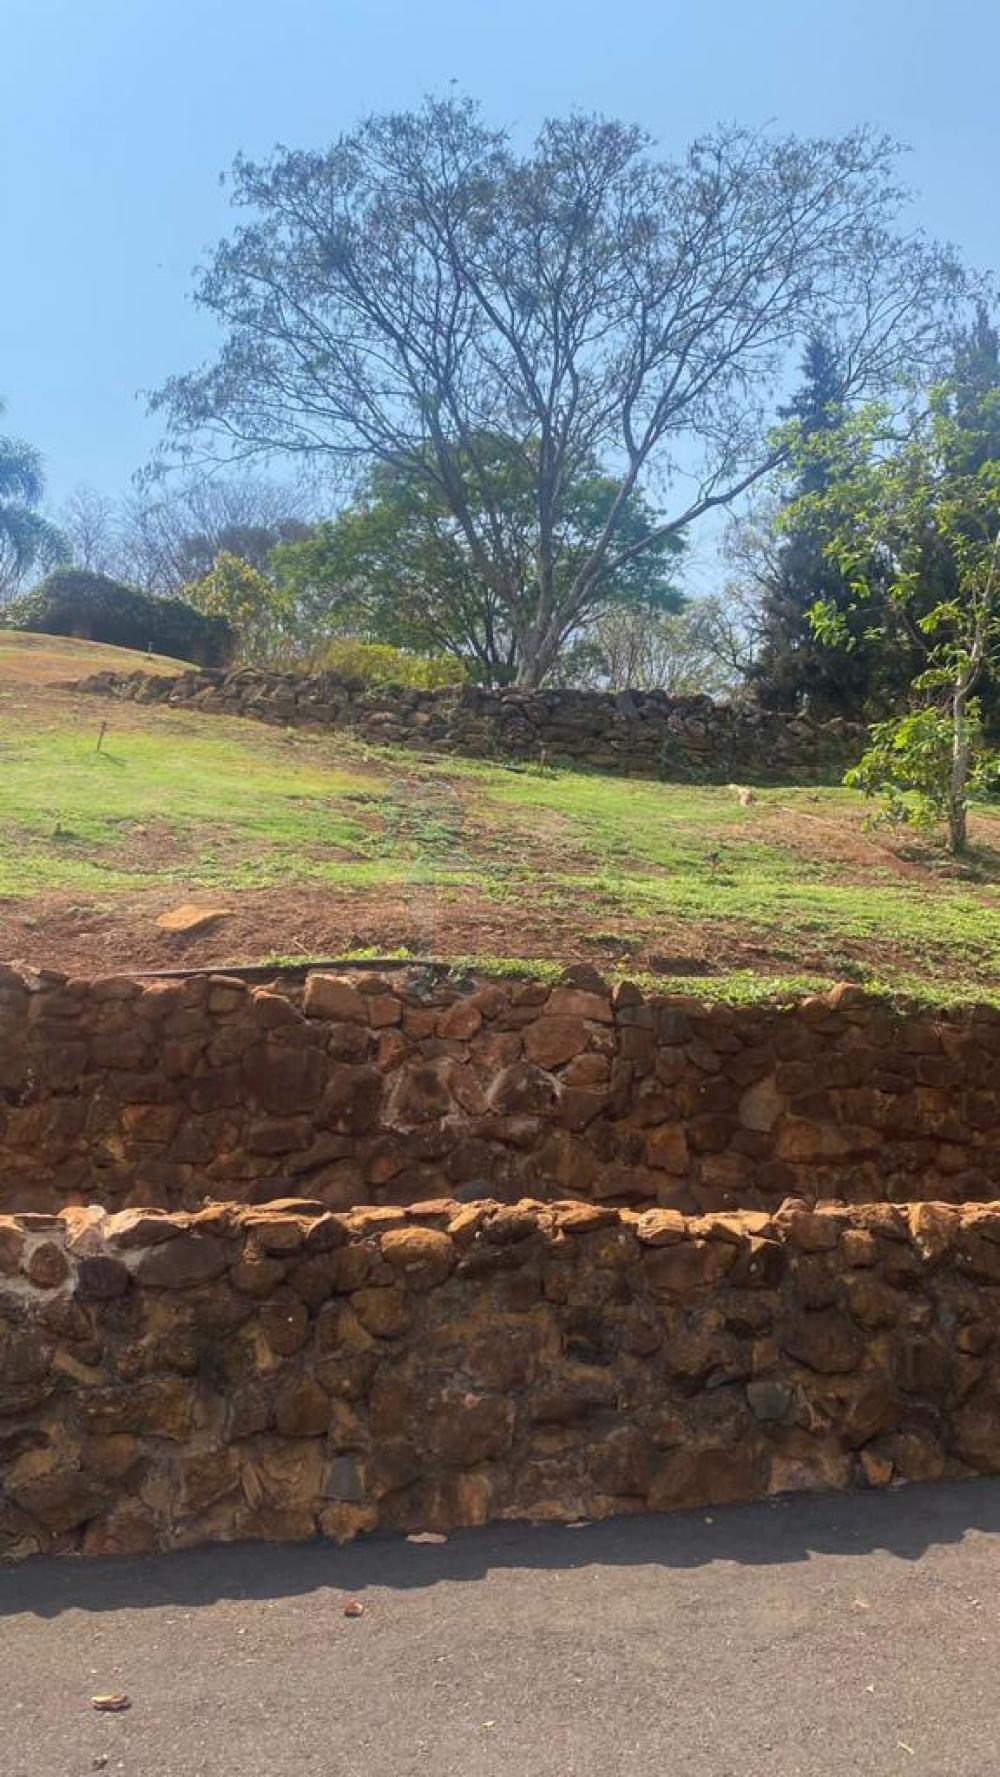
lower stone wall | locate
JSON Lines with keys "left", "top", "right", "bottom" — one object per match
{"left": 2, "top": 1194, "right": 999, "bottom": 1560}
{"left": 4, "top": 966, "right": 1000, "bottom": 1217}
{"left": 75, "top": 667, "right": 866, "bottom": 784}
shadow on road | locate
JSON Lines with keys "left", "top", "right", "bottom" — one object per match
{"left": 6, "top": 1476, "right": 1000, "bottom": 1622}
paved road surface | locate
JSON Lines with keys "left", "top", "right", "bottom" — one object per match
{"left": 5, "top": 1480, "right": 1000, "bottom": 1776}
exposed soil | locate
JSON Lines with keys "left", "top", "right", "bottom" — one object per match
{"left": 0, "top": 875, "right": 984, "bottom": 989}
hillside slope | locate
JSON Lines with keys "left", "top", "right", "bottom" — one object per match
{"left": 0, "top": 629, "right": 198, "bottom": 684}
{"left": 0, "top": 632, "right": 999, "bottom": 1000}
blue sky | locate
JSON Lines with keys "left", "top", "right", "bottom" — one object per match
{"left": 2, "top": 0, "right": 997, "bottom": 516}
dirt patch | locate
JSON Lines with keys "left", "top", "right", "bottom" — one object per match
{"left": 0, "top": 876, "right": 986, "bottom": 989}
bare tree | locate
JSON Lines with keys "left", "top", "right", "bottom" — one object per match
{"left": 58, "top": 485, "right": 121, "bottom": 576}
{"left": 117, "top": 473, "right": 314, "bottom": 594}
{"left": 152, "top": 98, "right": 969, "bottom": 686}
{"left": 569, "top": 598, "right": 743, "bottom": 696}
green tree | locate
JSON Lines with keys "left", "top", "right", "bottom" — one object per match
{"left": 0, "top": 402, "right": 66, "bottom": 605}
{"left": 152, "top": 98, "right": 965, "bottom": 686}
{"left": 182, "top": 552, "right": 293, "bottom": 664}
{"left": 746, "top": 336, "right": 915, "bottom": 716}
{"left": 271, "top": 442, "right": 685, "bottom": 685}
{"left": 800, "top": 383, "right": 1000, "bottom": 852}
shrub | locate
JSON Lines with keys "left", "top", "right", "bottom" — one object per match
{"left": 7, "top": 570, "right": 234, "bottom": 667}
{"left": 315, "top": 637, "right": 468, "bottom": 689}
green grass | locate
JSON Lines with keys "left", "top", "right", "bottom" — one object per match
{"left": 0, "top": 708, "right": 382, "bottom": 894}
{"left": 3, "top": 634, "right": 1000, "bottom": 1004}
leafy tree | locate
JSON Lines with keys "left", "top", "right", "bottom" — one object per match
{"left": 182, "top": 552, "right": 293, "bottom": 664}
{"left": 844, "top": 705, "right": 999, "bottom": 844}
{"left": 0, "top": 402, "right": 66, "bottom": 604}
{"left": 271, "top": 441, "right": 684, "bottom": 684}
{"left": 800, "top": 382, "right": 1000, "bottom": 852}
{"left": 744, "top": 336, "right": 915, "bottom": 716}
{"left": 151, "top": 98, "right": 965, "bottom": 687}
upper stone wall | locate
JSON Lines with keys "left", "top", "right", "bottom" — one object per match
{"left": 2, "top": 964, "right": 1000, "bottom": 1217}
{"left": 76, "top": 667, "right": 867, "bottom": 784}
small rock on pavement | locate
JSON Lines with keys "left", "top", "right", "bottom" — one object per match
{"left": 343, "top": 1599, "right": 365, "bottom": 1618}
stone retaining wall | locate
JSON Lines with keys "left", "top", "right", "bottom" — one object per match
{"left": 75, "top": 667, "right": 866, "bottom": 784}
{"left": 3, "top": 965, "right": 1000, "bottom": 1217}
{"left": 2, "top": 1193, "right": 999, "bottom": 1560}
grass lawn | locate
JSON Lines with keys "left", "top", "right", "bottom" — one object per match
{"left": 1, "top": 631, "right": 999, "bottom": 1002}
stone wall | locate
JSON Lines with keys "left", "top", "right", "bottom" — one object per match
{"left": 2, "top": 1193, "right": 999, "bottom": 1560}
{"left": 3, "top": 965, "right": 1000, "bottom": 1218}
{"left": 75, "top": 667, "right": 866, "bottom": 784}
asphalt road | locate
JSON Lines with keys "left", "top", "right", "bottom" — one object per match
{"left": 5, "top": 1480, "right": 1000, "bottom": 1777}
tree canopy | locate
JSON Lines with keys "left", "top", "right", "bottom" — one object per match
{"left": 793, "top": 350, "right": 1000, "bottom": 850}
{"left": 271, "top": 440, "right": 684, "bottom": 684}
{"left": 152, "top": 98, "right": 967, "bottom": 685}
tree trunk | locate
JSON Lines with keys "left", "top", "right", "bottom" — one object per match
{"left": 949, "top": 684, "right": 970, "bottom": 854}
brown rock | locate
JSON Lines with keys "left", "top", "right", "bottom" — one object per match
{"left": 383, "top": 1058, "right": 457, "bottom": 1127}
{"left": 523, "top": 1017, "right": 591, "bottom": 1069}
{"left": 303, "top": 975, "right": 366, "bottom": 1023}
{"left": 546, "top": 988, "right": 613, "bottom": 1023}
{"left": 487, "top": 1061, "right": 557, "bottom": 1116}
{"left": 644, "top": 1125, "right": 689, "bottom": 1175}
{"left": 24, "top": 1241, "right": 69, "bottom": 1289}
{"left": 275, "top": 1378, "right": 331, "bottom": 1438}
{"left": 840, "top": 1230, "right": 878, "bottom": 1268}
{"left": 779, "top": 1308, "right": 863, "bottom": 1374}
{"left": 908, "top": 1201, "right": 960, "bottom": 1260}
{"left": 243, "top": 1041, "right": 327, "bottom": 1115}
{"left": 590, "top": 1426, "right": 652, "bottom": 1496}
{"left": 352, "top": 1285, "right": 412, "bottom": 1338}
{"left": 858, "top": 1447, "right": 894, "bottom": 1488}
{"left": 428, "top": 1391, "right": 516, "bottom": 1466}
{"left": 777, "top": 1208, "right": 840, "bottom": 1252}
{"left": 320, "top": 1501, "right": 379, "bottom": 1543}
{"left": 842, "top": 1272, "right": 904, "bottom": 1329}
{"left": 0, "top": 1218, "right": 26, "bottom": 1275}
{"left": 738, "top": 1075, "right": 786, "bottom": 1133}
{"left": 135, "top": 1234, "right": 229, "bottom": 1290}
{"left": 120, "top": 1103, "right": 180, "bottom": 1144}
{"left": 231, "top": 1250, "right": 287, "bottom": 1297}
{"left": 555, "top": 1204, "right": 620, "bottom": 1235}
{"left": 644, "top": 1239, "right": 735, "bottom": 1297}
{"left": 318, "top": 1064, "right": 383, "bottom": 1134}
{"left": 76, "top": 1255, "right": 131, "bottom": 1300}
{"left": 103, "top": 1208, "right": 181, "bottom": 1249}
{"left": 259, "top": 1288, "right": 310, "bottom": 1356}
{"left": 7, "top": 1460, "right": 107, "bottom": 1533}
{"left": 240, "top": 1209, "right": 322, "bottom": 1253}
{"left": 380, "top": 1227, "right": 454, "bottom": 1289}
{"left": 365, "top": 994, "right": 402, "bottom": 1029}
{"left": 83, "top": 1505, "right": 160, "bottom": 1557}
{"left": 635, "top": 1208, "right": 686, "bottom": 1246}
{"left": 180, "top": 1447, "right": 240, "bottom": 1512}
{"left": 561, "top": 1053, "right": 611, "bottom": 1088}
{"left": 156, "top": 903, "right": 232, "bottom": 935}
{"left": 437, "top": 1000, "right": 483, "bottom": 1040}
